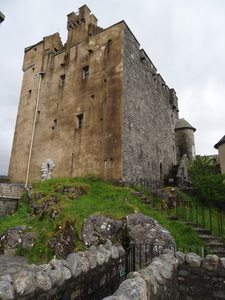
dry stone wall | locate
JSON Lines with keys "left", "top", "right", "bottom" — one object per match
{"left": 104, "top": 250, "right": 225, "bottom": 300}
{"left": 104, "top": 249, "right": 179, "bottom": 300}
{"left": 0, "top": 242, "right": 125, "bottom": 300}
{"left": 178, "top": 253, "right": 225, "bottom": 300}
{"left": 1, "top": 245, "right": 225, "bottom": 300}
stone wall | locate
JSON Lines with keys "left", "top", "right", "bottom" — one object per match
{"left": 104, "top": 249, "right": 179, "bottom": 300}
{"left": 178, "top": 253, "right": 225, "bottom": 300}
{"left": 0, "top": 242, "right": 125, "bottom": 300}
{"left": 0, "top": 184, "right": 24, "bottom": 218}
{"left": 122, "top": 23, "right": 179, "bottom": 188}
{"left": 104, "top": 250, "right": 225, "bottom": 300}
{"left": 0, "top": 199, "right": 18, "bottom": 218}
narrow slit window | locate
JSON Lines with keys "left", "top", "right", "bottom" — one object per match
{"left": 28, "top": 90, "right": 32, "bottom": 98}
{"left": 77, "top": 114, "right": 83, "bottom": 128}
{"left": 83, "top": 66, "right": 89, "bottom": 79}
{"left": 60, "top": 74, "right": 66, "bottom": 85}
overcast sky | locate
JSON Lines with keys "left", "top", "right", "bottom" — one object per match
{"left": 0, "top": 0, "right": 224, "bottom": 175}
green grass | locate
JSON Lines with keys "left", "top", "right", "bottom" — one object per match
{"left": 0, "top": 177, "right": 205, "bottom": 264}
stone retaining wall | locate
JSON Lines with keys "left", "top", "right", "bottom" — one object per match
{"left": 104, "top": 250, "right": 225, "bottom": 300}
{"left": 0, "top": 199, "right": 18, "bottom": 218}
{"left": 103, "top": 249, "right": 179, "bottom": 300}
{"left": 178, "top": 253, "right": 225, "bottom": 300}
{"left": 1, "top": 246, "right": 225, "bottom": 300}
{"left": 0, "top": 184, "right": 24, "bottom": 218}
{"left": 0, "top": 242, "right": 125, "bottom": 300}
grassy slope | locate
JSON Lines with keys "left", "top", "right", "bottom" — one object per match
{"left": 0, "top": 176, "right": 204, "bottom": 264}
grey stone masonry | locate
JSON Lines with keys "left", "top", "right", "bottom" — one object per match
{"left": 0, "top": 184, "right": 25, "bottom": 218}
{"left": 104, "top": 249, "right": 179, "bottom": 300}
{"left": 0, "top": 241, "right": 125, "bottom": 300}
{"left": 177, "top": 253, "right": 225, "bottom": 300}
{"left": 122, "top": 23, "right": 179, "bottom": 188}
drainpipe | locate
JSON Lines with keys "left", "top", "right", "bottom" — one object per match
{"left": 25, "top": 71, "right": 44, "bottom": 188}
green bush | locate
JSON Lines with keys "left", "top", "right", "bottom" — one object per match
{"left": 188, "top": 155, "right": 225, "bottom": 207}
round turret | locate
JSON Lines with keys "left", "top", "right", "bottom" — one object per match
{"left": 175, "top": 118, "right": 196, "bottom": 163}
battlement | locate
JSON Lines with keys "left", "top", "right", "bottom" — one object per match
{"left": 66, "top": 5, "right": 103, "bottom": 49}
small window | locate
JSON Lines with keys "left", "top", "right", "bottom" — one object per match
{"left": 60, "top": 74, "right": 66, "bottom": 85}
{"left": 36, "top": 111, "right": 40, "bottom": 123}
{"left": 83, "top": 66, "right": 89, "bottom": 79}
{"left": 77, "top": 114, "right": 83, "bottom": 128}
{"left": 28, "top": 90, "right": 32, "bottom": 98}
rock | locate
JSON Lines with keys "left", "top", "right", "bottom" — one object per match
{"left": 48, "top": 259, "right": 71, "bottom": 286}
{"left": 13, "top": 271, "right": 36, "bottom": 296}
{"left": 113, "top": 277, "right": 147, "bottom": 300}
{"left": 54, "top": 186, "right": 87, "bottom": 198}
{"left": 21, "top": 232, "right": 36, "bottom": 250}
{"left": 151, "top": 257, "right": 172, "bottom": 279}
{"left": 0, "top": 275, "right": 13, "bottom": 284}
{"left": 202, "top": 255, "right": 219, "bottom": 271}
{"left": 48, "top": 219, "right": 76, "bottom": 258}
{"left": 0, "top": 225, "right": 29, "bottom": 255}
{"left": 161, "top": 187, "right": 184, "bottom": 209}
{"left": 127, "top": 213, "right": 175, "bottom": 247}
{"left": 185, "top": 253, "right": 202, "bottom": 267}
{"left": 47, "top": 268, "right": 63, "bottom": 288}
{"left": 36, "top": 271, "right": 52, "bottom": 292}
{"left": 175, "top": 251, "right": 186, "bottom": 264}
{"left": 145, "top": 265, "right": 163, "bottom": 284}
{"left": 127, "top": 213, "right": 175, "bottom": 266}
{"left": 82, "top": 214, "right": 126, "bottom": 247}
{"left": 220, "top": 257, "right": 225, "bottom": 269}
{"left": 0, "top": 281, "right": 14, "bottom": 300}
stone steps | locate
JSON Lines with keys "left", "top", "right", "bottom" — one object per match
{"left": 180, "top": 223, "right": 225, "bottom": 257}
{"left": 173, "top": 220, "right": 225, "bottom": 257}
{"left": 193, "top": 227, "right": 211, "bottom": 236}
{"left": 199, "top": 234, "right": 224, "bottom": 244}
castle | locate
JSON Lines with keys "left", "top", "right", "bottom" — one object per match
{"left": 8, "top": 5, "right": 196, "bottom": 188}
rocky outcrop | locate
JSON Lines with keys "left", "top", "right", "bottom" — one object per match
{"left": 48, "top": 219, "right": 76, "bottom": 258}
{"left": 127, "top": 213, "right": 175, "bottom": 247}
{"left": 82, "top": 213, "right": 175, "bottom": 251}
{"left": 0, "top": 225, "right": 35, "bottom": 255}
{"left": 82, "top": 214, "right": 126, "bottom": 247}
{"left": 160, "top": 187, "right": 184, "bottom": 209}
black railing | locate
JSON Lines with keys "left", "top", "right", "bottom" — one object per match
{"left": 163, "top": 200, "right": 225, "bottom": 238}
{"left": 125, "top": 243, "right": 208, "bottom": 273}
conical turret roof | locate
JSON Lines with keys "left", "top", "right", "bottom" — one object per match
{"left": 175, "top": 118, "right": 196, "bottom": 132}
{"left": 214, "top": 135, "right": 225, "bottom": 149}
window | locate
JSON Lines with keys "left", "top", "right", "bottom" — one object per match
{"left": 28, "top": 89, "right": 32, "bottom": 97}
{"left": 83, "top": 66, "right": 89, "bottom": 79}
{"left": 60, "top": 74, "right": 66, "bottom": 85}
{"left": 76, "top": 114, "right": 83, "bottom": 128}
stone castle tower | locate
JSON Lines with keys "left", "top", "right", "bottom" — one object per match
{"left": 8, "top": 5, "right": 195, "bottom": 187}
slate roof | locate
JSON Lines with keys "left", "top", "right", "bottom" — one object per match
{"left": 175, "top": 118, "right": 196, "bottom": 132}
{"left": 0, "top": 184, "right": 25, "bottom": 200}
{"left": 214, "top": 135, "right": 225, "bottom": 149}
